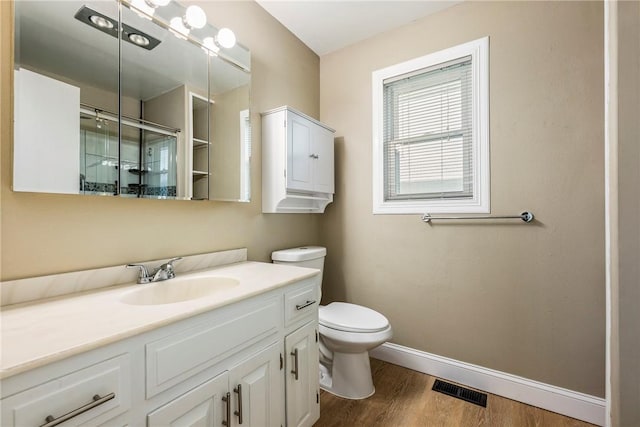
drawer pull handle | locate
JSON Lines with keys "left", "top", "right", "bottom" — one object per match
{"left": 295, "top": 300, "right": 316, "bottom": 310}
{"left": 234, "top": 384, "right": 243, "bottom": 424}
{"left": 40, "top": 392, "right": 115, "bottom": 427}
{"left": 222, "top": 392, "right": 231, "bottom": 426}
{"left": 291, "top": 348, "right": 300, "bottom": 380}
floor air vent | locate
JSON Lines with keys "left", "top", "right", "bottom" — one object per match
{"left": 432, "top": 379, "right": 487, "bottom": 407}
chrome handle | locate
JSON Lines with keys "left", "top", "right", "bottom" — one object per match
{"left": 296, "top": 300, "right": 316, "bottom": 310}
{"left": 163, "top": 257, "right": 183, "bottom": 279}
{"left": 166, "top": 256, "right": 183, "bottom": 267}
{"left": 308, "top": 154, "right": 319, "bottom": 159}
{"left": 40, "top": 393, "right": 115, "bottom": 427}
{"left": 234, "top": 384, "right": 243, "bottom": 424}
{"left": 126, "top": 263, "right": 151, "bottom": 283}
{"left": 291, "top": 348, "right": 299, "bottom": 380}
{"left": 222, "top": 392, "right": 231, "bottom": 426}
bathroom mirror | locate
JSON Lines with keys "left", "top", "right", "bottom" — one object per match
{"left": 13, "top": 0, "right": 251, "bottom": 202}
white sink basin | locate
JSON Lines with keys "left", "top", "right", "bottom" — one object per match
{"left": 119, "top": 276, "right": 240, "bottom": 305}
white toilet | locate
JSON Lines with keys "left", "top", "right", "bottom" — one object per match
{"left": 272, "top": 246, "right": 393, "bottom": 400}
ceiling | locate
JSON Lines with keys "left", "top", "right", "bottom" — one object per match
{"left": 256, "top": 1, "right": 461, "bottom": 56}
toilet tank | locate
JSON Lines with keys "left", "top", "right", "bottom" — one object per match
{"left": 271, "top": 246, "right": 326, "bottom": 286}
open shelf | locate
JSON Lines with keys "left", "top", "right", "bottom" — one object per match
{"left": 193, "top": 137, "right": 210, "bottom": 148}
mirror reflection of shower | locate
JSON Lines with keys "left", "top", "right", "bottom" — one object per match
{"left": 79, "top": 104, "right": 179, "bottom": 198}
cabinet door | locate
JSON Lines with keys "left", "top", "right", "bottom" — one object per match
{"left": 285, "top": 322, "right": 320, "bottom": 427}
{"left": 147, "top": 371, "right": 229, "bottom": 427}
{"left": 229, "top": 342, "right": 283, "bottom": 427}
{"left": 311, "top": 126, "right": 335, "bottom": 194}
{"left": 286, "top": 113, "right": 315, "bottom": 192}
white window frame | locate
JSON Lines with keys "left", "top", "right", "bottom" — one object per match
{"left": 372, "top": 37, "right": 490, "bottom": 214}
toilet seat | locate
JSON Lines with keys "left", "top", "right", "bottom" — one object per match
{"left": 319, "top": 302, "right": 389, "bottom": 333}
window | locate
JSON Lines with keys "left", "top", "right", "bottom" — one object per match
{"left": 372, "top": 37, "right": 489, "bottom": 214}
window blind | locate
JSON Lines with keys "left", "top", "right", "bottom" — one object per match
{"left": 383, "top": 56, "right": 473, "bottom": 201}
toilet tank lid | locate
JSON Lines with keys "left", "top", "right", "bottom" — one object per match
{"left": 272, "top": 246, "right": 326, "bottom": 262}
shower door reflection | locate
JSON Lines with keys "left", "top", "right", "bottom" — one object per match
{"left": 120, "top": 123, "right": 179, "bottom": 198}
{"left": 79, "top": 111, "right": 118, "bottom": 195}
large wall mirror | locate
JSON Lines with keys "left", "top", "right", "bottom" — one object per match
{"left": 13, "top": 0, "right": 251, "bottom": 202}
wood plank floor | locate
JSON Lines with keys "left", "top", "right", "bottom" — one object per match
{"left": 314, "top": 359, "right": 596, "bottom": 427}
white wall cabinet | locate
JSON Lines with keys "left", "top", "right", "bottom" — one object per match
{"left": 262, "top": 106, "right": 335, "bottom": 213}
{"left": 0, "top": 276, "right": 320, "bottom": 427}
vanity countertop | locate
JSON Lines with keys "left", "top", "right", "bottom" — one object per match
{"left": 0, "top": 261, "right": 319, "bottom": 379}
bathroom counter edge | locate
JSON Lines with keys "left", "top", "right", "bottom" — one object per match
{"left": 0, "top": 261, "right": 320, "bottom": 379}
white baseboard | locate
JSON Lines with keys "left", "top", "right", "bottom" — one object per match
{"left": 370, "top": 342, "right": 605, "bottom": 426}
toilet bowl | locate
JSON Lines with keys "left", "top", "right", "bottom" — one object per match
{"left": 271, "top": 246, "right": 393, "bottom": 400}
{"left": 318, "top": 302, "right": 392, "bottom": 399}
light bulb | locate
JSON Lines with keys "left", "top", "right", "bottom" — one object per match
{"left": 184, "top": 5, "right": 206, "bottom": 29}
{"left": 147, "top": 0, "right": 170, "bottom": 6}
{"left": 90, "top": 15, "right": 114, "bottom": 29}
{"left": 216, "top": 27, "right": 236, "bottom": 49}
{"left": 170, "top": 16, "right": 189, "bottom": 38}
{"left": 202, "top": 36, "right": 219, "bottom": 56}
{"left": 128, "top": 33, "right": 150, "bottom": 46}
{"left": 130, "top": 0, "right": 155, "bottom": 17}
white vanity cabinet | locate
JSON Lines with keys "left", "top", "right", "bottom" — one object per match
{"left": 147, "top": 371, "right": 228, "bottom": 426}
{"left": 285, "top": 322, "right": 320, "bottom": 427}
{"left": 283, "top": 282, "right": 321, "bottom": 427}
{"left": 262, "top": 106, "right": 335, "bottom": 213}
{"left": 228, "top": 342, "right": 282, "bottom": 427}
{"left": 0, "top": 274, "right": 321, "bottom": 427}
{"left": 0, "top": 354, "right": 131, "bottom": 427}
{"left": 148, "top": 342, "right": 281, "bottom": 427}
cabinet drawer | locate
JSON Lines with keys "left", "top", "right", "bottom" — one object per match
{"left": 146, "top": 297, "right": 280, "bottom": 398}
{"left": 285, "top": 284, "right": 319, "bottom": 326}
{"left": 1, "top": 354, "right": 130, "bottom": 427}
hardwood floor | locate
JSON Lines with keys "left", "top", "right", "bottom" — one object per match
{"left": 314, "top": 359, "right": 596, "bottom": 427}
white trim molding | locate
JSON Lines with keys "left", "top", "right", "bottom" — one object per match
{"left": 370, "top": 342, "right": 605, "bottom": 426}
{"left": 372, "top": 36, "right": 490, "bottom": 215}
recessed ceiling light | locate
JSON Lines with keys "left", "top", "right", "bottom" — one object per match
{"left": 75, "top": 6, "right": 161, "bottom": 51}
{"left": 89, "top": 15, "right": 114, "bottom": 29}
{"left": 128, "top": 33, "right": 150, "bottom": 47}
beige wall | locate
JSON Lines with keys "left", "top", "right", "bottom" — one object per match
{"left": 320, "top": 1, "right": 605, "bottom": 396}
{"left": 617, "top": 1, "right": 640, "bottom": 424}
{"left": 0, "top": 1, "right": 322, "bottom": 280}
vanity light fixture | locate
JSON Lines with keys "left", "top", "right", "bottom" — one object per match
{"left": 216, "top": 27, "right": 236, "bottom": 49}
{"left": 202, "top": 28, "right": 236, "bottom": 55}
{"left": 129, "top": 0, "right": 171, "bottom": 18}
{"left": 169, "top": 16, "right": 190, "bottom": 39}
{"left": 184, "top": 5, "right": 207, "bottom": 29}
{"left": 75, "top": 6, "right": 161, "bottom": 50}
{"left": 202, "top": 36, "right": 219, "bottom": 56}
{"left": 170, "top": 5, "right": 206, "bottom": 39}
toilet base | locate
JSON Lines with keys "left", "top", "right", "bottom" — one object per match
{"left": 319, "top": 351, "right": 375, "bottom": 400}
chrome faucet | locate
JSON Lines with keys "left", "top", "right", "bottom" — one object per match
{"left": 126, "top": 257, "right": 183, "bottom": 284}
